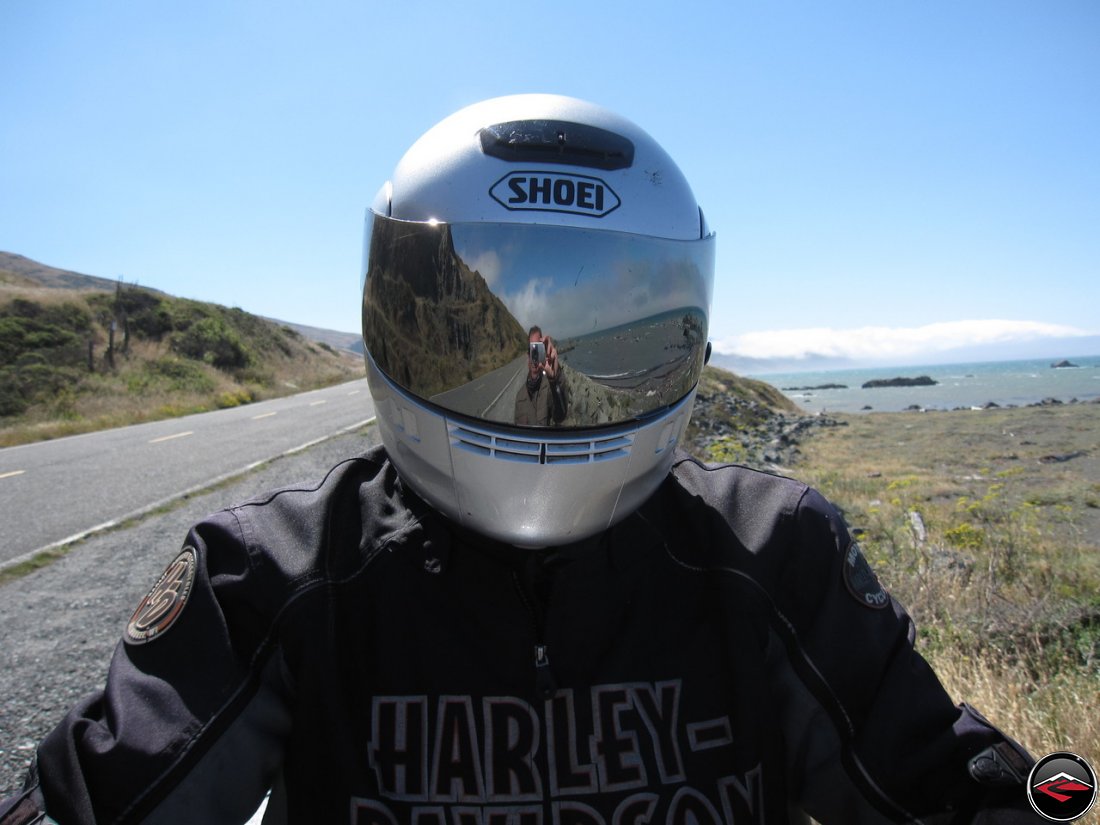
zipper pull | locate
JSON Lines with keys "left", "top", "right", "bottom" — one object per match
{"left": 534, "top": 644, "right": 558, "bottom": 700}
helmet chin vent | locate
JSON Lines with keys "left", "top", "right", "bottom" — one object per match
{"left": 449, "top": 423, "right": 633, "bottom": 465}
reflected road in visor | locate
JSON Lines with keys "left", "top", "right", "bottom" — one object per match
{"left": 362, "top": 214, "right": 714, "bottom": 429}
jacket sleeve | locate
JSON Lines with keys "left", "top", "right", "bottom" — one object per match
{"left": 0, "top": 510, "right": 293, "bottom": 825}
{"left": 769, "top": 487, "right": 1041, "bottom": 824}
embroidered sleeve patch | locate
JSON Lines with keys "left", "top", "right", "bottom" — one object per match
{"left": 842, "top": 542, "right": 889, "bottom": 609}
{"left": 125, "top": 546, "right": 198, "bottom": 644}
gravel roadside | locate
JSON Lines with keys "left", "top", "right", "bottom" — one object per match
{"left": 0, "top": 426, "right": 382, "bottom": 796}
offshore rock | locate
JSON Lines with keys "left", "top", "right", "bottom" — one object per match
{"left": 861, "top": 375, "right": 938, "bottom": 389}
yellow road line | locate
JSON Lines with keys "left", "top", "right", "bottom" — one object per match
{"left": 252, "top": 412, "right": 278, "bottom": 420}
{"left": 0, "top": 470, "right": 26, "bottom": 480}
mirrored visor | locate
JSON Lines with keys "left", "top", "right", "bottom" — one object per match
{"left": 362, "top": 212, "right": 714, "bottom": 429}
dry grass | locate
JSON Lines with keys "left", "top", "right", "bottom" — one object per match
{"left": 790, "top": 404, "right": 1100, "bottom": 781}
{"left": 929, "top": 648, "right": 1099, "bottom": 768}
{"left": 0, "top": 355, "right": 361, "bottom": 446}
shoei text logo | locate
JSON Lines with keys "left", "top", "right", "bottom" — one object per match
{"left": 490, "top": 171, "right": 621, "bottom": 217}
{"left": 1027, "top": 752, "right": 1096, "bottom": 822}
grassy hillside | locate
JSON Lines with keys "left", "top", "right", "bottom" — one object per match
{"left": 785, "top": 405, "right": 1099, "bottom": 770}
{"left": 682, "top": 367, "right": 1098, "bottom": 771}
{"left": 0, "top": 281, "right": 361, "bottom": 446}
{"left": 682, "top": 377, "right": 1099, "bottom": 775}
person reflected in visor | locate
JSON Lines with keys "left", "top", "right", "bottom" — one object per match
{"left": 515, "top": 325, "right": 567, "bottom": 425}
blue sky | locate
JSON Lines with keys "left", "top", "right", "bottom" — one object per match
{"left": 2, "top": 0, "right": 1098, "bottom": 371}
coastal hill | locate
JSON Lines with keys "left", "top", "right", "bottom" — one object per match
{"left": 0, "top": 252, "right": 361, "bottom": 446}
{"left": 0, "top": 252, "right": 364, "bottom": 354}
{"left": 0, "top": 251, "right": 156, "bottom": 293}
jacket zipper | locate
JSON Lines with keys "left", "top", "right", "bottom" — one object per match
{"left": 512, "top": 570, "right": 558, "bottom": 700}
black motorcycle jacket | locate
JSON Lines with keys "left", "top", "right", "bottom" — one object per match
{"left": 0, "top": 447, "right": 1040, "bottom": 824}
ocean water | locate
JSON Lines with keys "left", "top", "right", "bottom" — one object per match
{"left": 749, "top": 355, "right": 1100, "bottom": 414}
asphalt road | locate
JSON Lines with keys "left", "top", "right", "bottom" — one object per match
{"left": 0, "top": 428, "right": 383, "bottom": 799}
{"left": 0, "top": 378, "right": 376, "bottom": 568}
{"left": 431, "top": 355, "right": 527, "bottom": 422}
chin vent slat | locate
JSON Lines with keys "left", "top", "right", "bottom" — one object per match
{"left": 449, "top": 424, "right": 633, "bottom": 465}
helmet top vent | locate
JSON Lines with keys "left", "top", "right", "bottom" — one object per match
{"left": 479, "top": 120, "right": 635, "bottom": 171}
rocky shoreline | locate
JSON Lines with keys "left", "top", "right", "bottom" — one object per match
{"left": 686, "top": 388, "right": 845, "bottom": 469}
{"left": 882, "top": 395, "right": 1100, "bottom": 413}
{"left": 685, "top": 383, "right": 1097, "bottom": 468}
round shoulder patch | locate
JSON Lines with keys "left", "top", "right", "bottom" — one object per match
{"left": 125, "top": 546, "right": 198, "bottom": 644}
{"left": 842, "top": 542, "right": 889, "bottom": 610}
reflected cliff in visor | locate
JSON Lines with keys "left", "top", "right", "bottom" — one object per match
{"left": 362, "top": 213, "right": 714, "bottom": 429}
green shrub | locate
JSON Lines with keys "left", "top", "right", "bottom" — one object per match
{"left": 128, "top": 358, "right": 217, "bottom": 394}
{"left": 88, "top": 288, "right": 173, "bottom": 340}
{"left": 0, "top": 315, "right": 85, "bottom": 366}
{"left": 113, "top": 286, "right": 162, "bottom": 317}
{"left": 0, "top": 362, "right": 83, "bottom": 416}
{"left": 132, "top": 305, "right": 173, "bottom": 338}
{"left": 169, "top": 299, "right": 212, "bottom": 327}
{"left": 0, "top": 368, "right": 28, "bottom": 416}
{"left": 4, "top": 297, "right": 92, "bottom": 329}
{"left": 170, "top": 317, "right": 251, "bottom": 369}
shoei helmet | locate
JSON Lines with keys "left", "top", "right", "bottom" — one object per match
{"left": 362, "top": 94, "right": 714, "bottom": 546}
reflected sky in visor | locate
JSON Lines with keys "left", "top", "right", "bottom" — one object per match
{"left": 362, "top": 215, "right": 714, "bottom": 429}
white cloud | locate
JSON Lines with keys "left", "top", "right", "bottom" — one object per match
{"left": 500, "top": 277, "right": 555, "bottom": 331}
{"left": 712, "top": 320, "right": 1093, "bottom": 361}
{"left": 466, "top": 250, "right": 503, "bottom": 287}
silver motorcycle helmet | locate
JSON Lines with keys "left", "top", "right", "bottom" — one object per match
{"left": 362, "top": 94, "right": 714, "bottom": 547}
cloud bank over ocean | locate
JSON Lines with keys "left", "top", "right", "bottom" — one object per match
{"left": 711, "top": 320, "right": 1098, "bottom": 373}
